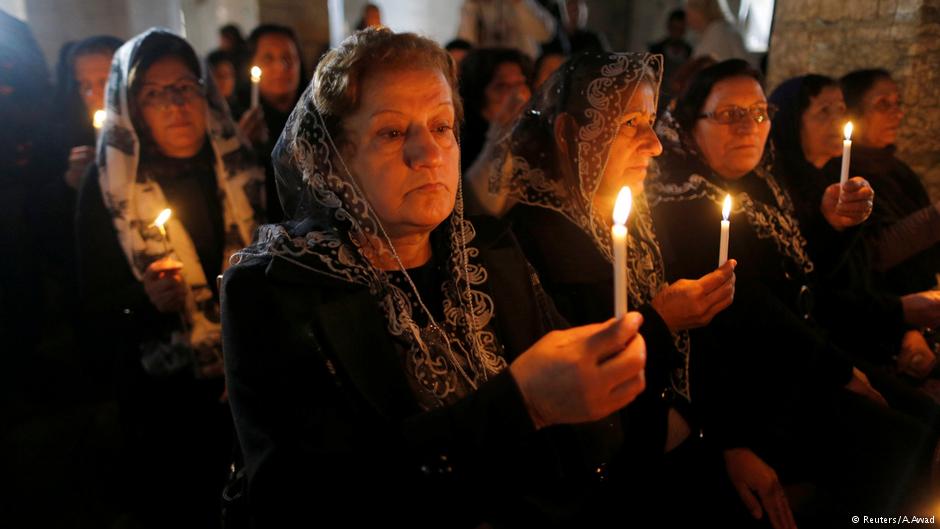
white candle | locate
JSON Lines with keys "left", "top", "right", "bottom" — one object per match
{"left": 840, "top": 121, "right": 853, "bottom": 186}
{"left": 250, "top": 66, "right": 262, "bottom": 109}
{"left": 93, "top": 109, "right": 106, "bottom": 141}
{"left": 153, "top": 208, "right": 173, "bottom": 256}
{"left": 719, "top": 194, "right": 731, "bottom": 267}
{"left": 612, "top": 187, "right": 632, "bottom": 318}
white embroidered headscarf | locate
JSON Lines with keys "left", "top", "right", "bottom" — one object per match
{"left": 97, "top": 28, "right": 265, "bottom": 378}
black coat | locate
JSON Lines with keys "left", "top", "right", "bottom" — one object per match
{"left": 222, "top": 216, "right": 626, "bottom": 528}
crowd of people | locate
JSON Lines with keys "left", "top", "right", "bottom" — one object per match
{"left": 2, "top": 0, "right": 938, "bottom": 528}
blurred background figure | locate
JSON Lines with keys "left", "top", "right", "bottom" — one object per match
{"left": 649, "top": 8, "right": 692, "bottom": 110}
{"left": 356, "top": 3, "right": 383, "bottom": 30}
{"left": 457, "top": 0, "right": 556, "bottom": 59}
{"left": 207, "top": 49, "right": 237, "bottom": 103}
{"left": 558, "top": 0, "right": 608, "bottom": 54}
{"left": 686, "top": 0, "right": 751, "bottom": 64}
{"left": 445, "top": 37, "right": 473, "bottom": 69}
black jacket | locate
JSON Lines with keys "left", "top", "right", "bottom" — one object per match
{"left": 222, "top": 217, "right": 626, "bottom": 528}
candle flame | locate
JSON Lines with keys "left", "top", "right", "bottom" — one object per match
{"left": 613, "top": 186, "right": 632, "bottom": 225}
{"left": 843, "top": 121, "right": 853, "bottom": 141}
{"left": 93, "top": 109, "right": 106, "bottom": 130}
{"left": 153, "top": 208, "right": 172, "bottom": 229}
{"left": 722, "top": 194, "right": 732, "bottom": 221}
{"left": 250, "top": 66, "right": 262, "bottom": 82}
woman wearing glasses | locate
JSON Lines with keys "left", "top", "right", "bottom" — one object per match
{"left": 76, "top": 29, "right": 265, "bottom": 528}
{"left": 647, "top": 59, "right": 937, "bottom": 524}
{"left": 840, "top": 69, "right": 940, "bottom": 319}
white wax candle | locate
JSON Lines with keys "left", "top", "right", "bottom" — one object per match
{"left": 612, "top": 187, "right": 632, "bottom": 318}
{"left": 840, "top": 122, "right": 853, "bottom": 186}
{"left": 250, "top": 66, "right": 262, "bottom": 109}
{"left": 719, "top": 194, "right": 731, "bottom": 267}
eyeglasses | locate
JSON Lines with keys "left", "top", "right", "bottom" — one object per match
{"left": 868, "top": 98, "right": 902, "bottom": 114}
{"left": 699, "top": 104, "right": 778, "bottom": 125}
{"left": 138, "top": 79, "right": 206, "bottom": 110}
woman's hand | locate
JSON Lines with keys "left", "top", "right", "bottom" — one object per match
{"left": 142, "top": 258, "right": 187, "bottom": 313}
{"left": 237, "top": 106, "right": 267, "bottom": 146}
{"left": 897, "top": 330, "right": 937, "bottom": 379}
{"left": 510, "top": 313, "right": 646, "bottom": 430}
{"left": 845, "top": 367, "right": 888, "bottom": 407}
{"left": 651, "top": 259, "right": 736, "bottom": 332}
{"left": 820, "top": 176, "right": 874, "bottom": 231}
{"left": 723, "top": 448, "right": 798, "bottom": 529}
{"left": 65, "top": 145, "right": 95, "bottom": 189}
{"left": 901, "top": 290, "right": 940, "bottom": 328}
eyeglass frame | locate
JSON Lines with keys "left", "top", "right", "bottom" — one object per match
{"left": 698, "top": 103, "right": 779, "bottom": 125}
{"left": 136, "top": 78, "right": 207, "bottom": 111}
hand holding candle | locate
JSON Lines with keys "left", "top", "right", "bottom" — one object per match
{"left": 839, "top": 122, "right": 853, "bottom": 187}
{"left": 250, "top": 66, "right": 262, "bottom": 109}
{"left": 718, "top": 194, "right": 731, "bottom": 267}
{"left": 612, "top": 187, "right": 632, "bottom": 318}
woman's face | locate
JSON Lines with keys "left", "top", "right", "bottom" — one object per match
{"left": 75, "top": 52, "right": 113, "bottom": 115}
{"left": 693, "top": 75, "right": 771, "bottom": 180}
{"left": 481, "top": 62, "right": 530, "bottom": 122}
{"left": 342, "top": 67, "right": 460, "bottom": 240}
{"left": 211, "top": 61, "right": 236, "bottom": 99}
{"left": 135, "top": 56, "right": 207, "bottom": 158}
{"left": 799, "top": 85, "right": 846, "bottom": 168}
{"left": 253, "top": 33, "right": 301, "bottom": 100}
{"left": 856, "top": 77, "right": 903, "bottom": 149}
{"left": 593, "top": 82, "right": 662, "bottom": 211}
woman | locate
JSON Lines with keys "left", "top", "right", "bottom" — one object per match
{"left": 647, "top": 59, "right": 936, "bottom": 521}
{"left": 236, "top": 24, "right": 306, "bottom": 222}
{"left": 769, "top": 75, "right": 937, "bottom": 383}
{"left": 76, "top": 29, "right": 265, "bottom": 528}
{"left": 841, "top": 69, "right": 940, "bottom": 305}
{"left": 458, "top": 47, "right": 532, "bottom": 173}
{"left": 473, "top": 51, "right": 778, "bottom": 526}
{"left": 222, "top": 27, "right": 648, "bottom": 528}
{"left": 685, "top": 0, "right": 750, "bottom": 64}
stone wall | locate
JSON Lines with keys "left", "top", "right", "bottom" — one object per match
{"left": 767, "top": 0, "right": 940, "bottom": 201}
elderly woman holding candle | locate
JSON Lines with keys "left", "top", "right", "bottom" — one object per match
{"left": 840, "top": 69, "right": 940, "bottom": 326}
{"left": 222, "top": 28, "right": 649, "bottom": 528}
{"left": 647, "top": 58, "right": 937, "bottom": 523}
{"left": 75, "top": 29, "right": 265, "bottom": 528}
{"left": 467, "top": 51, "right": 760, "bottom": 525}
{"left": 769, "top": 75, "right": 940, "bottom": 384}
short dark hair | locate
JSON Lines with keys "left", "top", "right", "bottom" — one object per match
{"left": 445, "top": 38, "right": 473, "bottom": 52}
{"left": 207, "top": 49, "right": 234, "bottom": 69}
{"left": 840, "top": 68, "right": 892, "bottom": 114}
{"left": 220, "top": 24, "right": 245, "bottom": 45}
{"left": 674, "top": 58, "right": 763, "bottom": 133}
{"left": 668, "top": 9, "right": 686, "bottom": 23}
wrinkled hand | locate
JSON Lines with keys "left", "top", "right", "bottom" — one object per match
{"left": 142, "top": 258, "right": 187, "bottom": 313}
{"left": 510, "top": 313, "right": 646, "bottom": 430}
{"left": 724, "top": 448, "right": 798, "bottom": 529}
{"left": 237, "top": 106, "right": 267, "bottom": 145}
{"left": 820, "top": 177, "right": 874, "bottom": 231}
{"left": 898, "top": 330, "right": 937, "bottom": 379}
{"left": 65, "top": 145, "right": 95, "bottom": 189}
{"left": 651, "top": 259, "right": 736, "bottom": 332}
{"left": 901, "top": 290, "right": 940, "bottom": 328}
{"left": 845, "top": 367, "right": 888, "bottom": 407}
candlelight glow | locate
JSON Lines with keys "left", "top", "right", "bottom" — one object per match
{"left": 93, "top": 109, "right": 106, "bottom": 130}
{"left": 722, "top": 194, "right": 732, "bottom": 221}
{"left": 613, "top": 186, "right": 632, "bottom": 225}
{"left": 154, "top": 208, "right": 172, "bottom": 229}
{"left": 250, "top": 66, "right": 262, "bottom": 82}
{"left": 843, "top": 121, "right": 853, "bottom": 141}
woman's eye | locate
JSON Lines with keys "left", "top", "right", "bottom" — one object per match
{"left": 379, "top": 129, "right": 403, "bottom": 139}
{"left": 433, "top": 123, "right": 453, "bottom": 134}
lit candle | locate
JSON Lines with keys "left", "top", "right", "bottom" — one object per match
{"left": 840, "top": 122, "right": 853, "bottom": 186}
{"left": 93, "top": 109, "right": 106, "bottom": 140}
{"left": 250, "top": 66, "right": 262, "bottom": 109}
{"left": 719, "top": 194, "right": 731, "bottom": 267}
{"left": 612, "top": 186, "right": 632, "bottom": 318}
{"left": 153, "top": 208, "right": 173, "bottom": 256}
